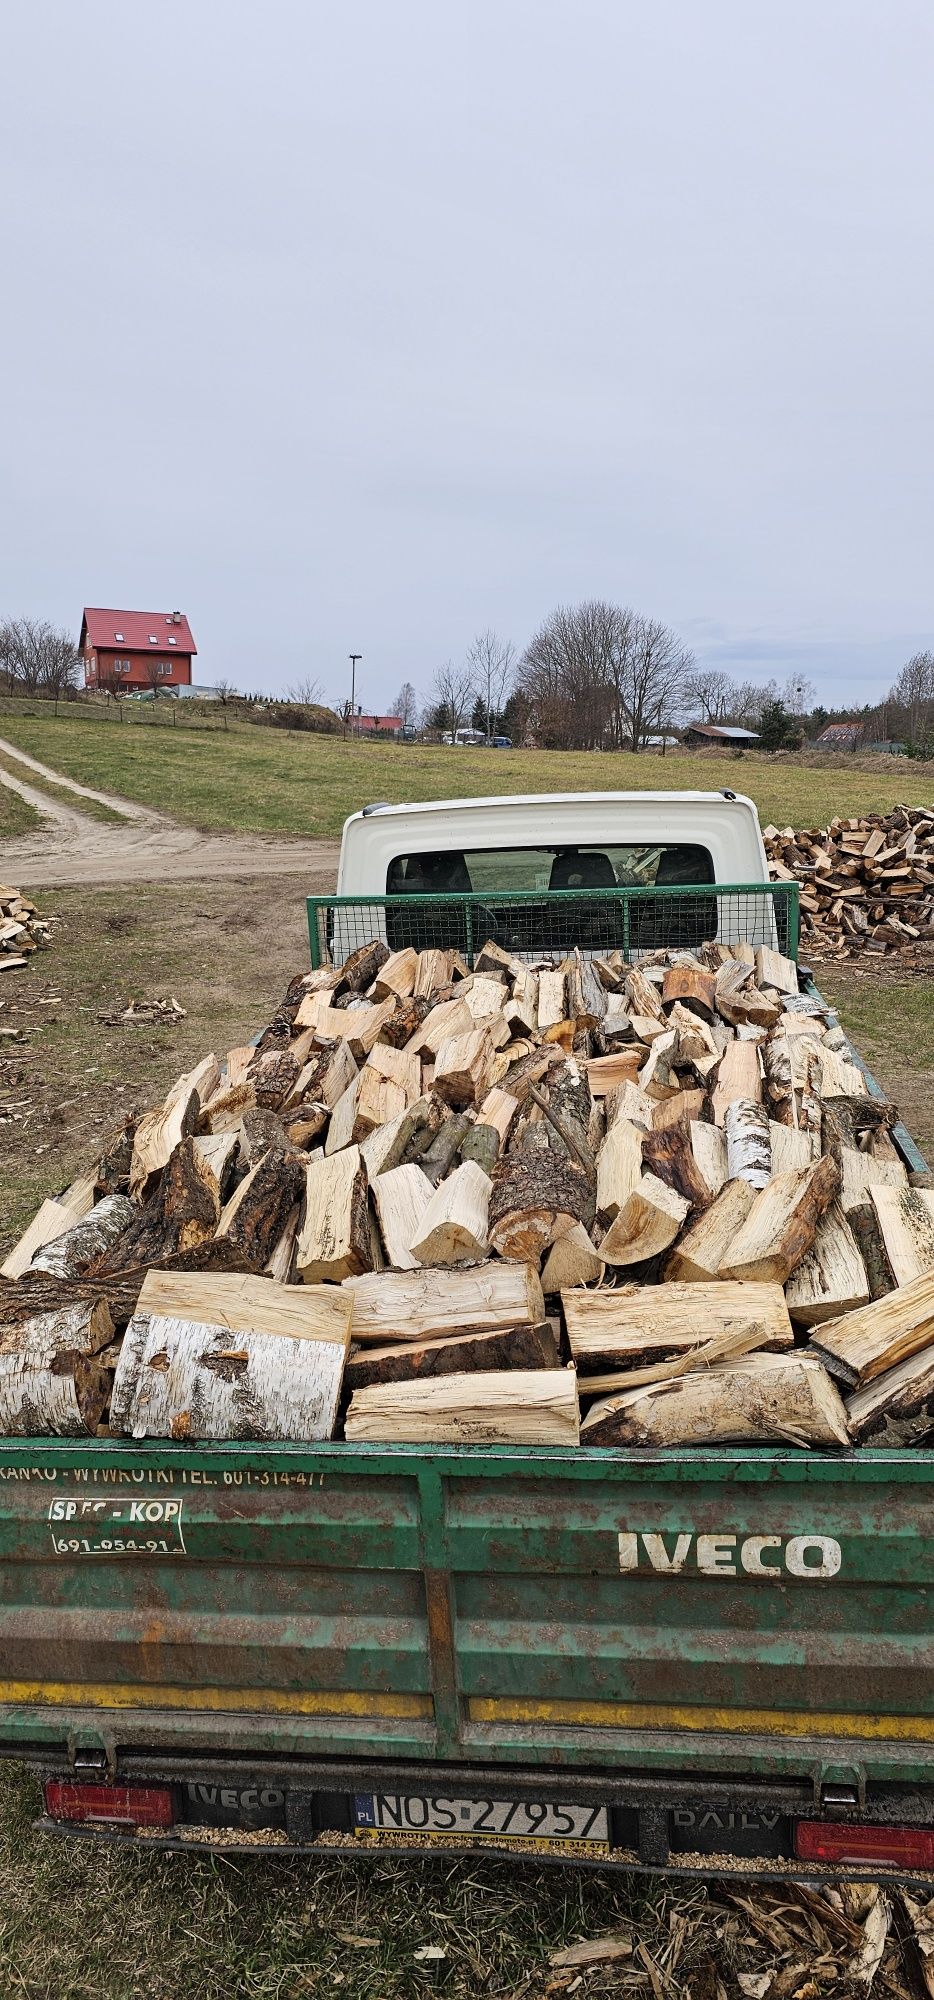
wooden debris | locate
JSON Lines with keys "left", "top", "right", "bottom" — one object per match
{"left": 345, "top": 1368, "right": 580, "bottom": 1444}
{"left": 765, "top": 806, "right": 934, "bottom": 962}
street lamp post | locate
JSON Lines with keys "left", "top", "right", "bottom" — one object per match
{"left": 347, "top": 654, "right": 361, "bottom": 738}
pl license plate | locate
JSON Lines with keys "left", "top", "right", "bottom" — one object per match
{"left": 354, "top": 1794, "right": 609, "bottom": 1843}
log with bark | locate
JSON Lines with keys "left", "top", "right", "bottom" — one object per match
{"left": 489, "top": 1148, "right": 595, "bottom": 1263}
{"left": 295, "top": 1147, "right": 373, "bottom": 1283}
{"left": 718, "top": 1155, "right": 840, "bottom": 1284}
{"left": 564, "top": 1280, "right": 793, "bottom": 1370}
{"left": 0, "top": 1298, "right": 114, "bottom": 1434}
{"left": 344, "top": 1318, "right": 560, "bottom": 1391}
{"left": 809, "top": 1269, "right": 934, "bottom": 1386}
{"left": 581, "top": 1354, "right": 850, "bottom": 1448}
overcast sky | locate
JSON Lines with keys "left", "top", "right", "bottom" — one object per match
{"left": 2, "top": 2, "right": 932, "bottom": 713}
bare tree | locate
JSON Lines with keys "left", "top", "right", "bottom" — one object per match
{"left": 729, "top": 678, "right": 778, "bottom": 729}
{"left": 685, "top": 667, "right": 736, "bottom": 723}
{"left": 392, "top": 681, "right": 419, "bottom": 731}
{"left": 287, "top": 674, "right": 324, "bottom": 706}
{"left": 466, "top": 630, "right": 515, "bottom": 740}
{"left": 431, "top": 659, "right": 475, "bottom": 740}
{"left": 516, "top": 601, "right": 692, "bottom": 751}
{"left": 142, "top": 650, "right": 165, "bottom": 697}
{"left": 888, "top": 651, "right": 934, "bottom": 747}
{"left": 0, "top": 618, "right": 79, "bottom": 698}
{"left": 782, "top": 674, "right": 817, "bottom": 718}
{"left": 618, "top": 615, "right": 694, "bottom": 751}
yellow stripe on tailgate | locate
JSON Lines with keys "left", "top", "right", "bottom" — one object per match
{"left": 469, "top": 1697, "right": 934, "bottom": 1742}
{"left": 0, "top": 1681, "right": 431, "bottom": 1719}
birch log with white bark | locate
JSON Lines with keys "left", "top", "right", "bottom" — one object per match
{"left": 113, "top": 1308, "right": 352, "bottom": 1441}
{"left": 724, "top": 1099, "right": 772, "bottom": 1189}
{"left": 0, "top": 1299, "right": 114, "bottom": 1434}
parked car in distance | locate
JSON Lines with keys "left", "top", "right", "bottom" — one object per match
{"left": 491, "top": 734, "right": 512, "bottom": 748}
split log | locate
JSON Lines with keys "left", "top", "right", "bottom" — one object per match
{"left": 344, "top": 1368, "right": 580, "bottom": 1445}
{"left": 607, "top": 1079, "right": 654, "bottom": 1129}
{"left": 596, "top": 1118, "right": 644, "bottom": 1221}
{"left": 475, "top": 1087, "right": 520, "bottom": 1148}
{"left": 540, "top": 1221, "right": 604, "bottom": 1291}
{"left": 848, "top": 1344, "right": 934, "bottom": 1439}
{"left": 264, "top": 1205, "right": 300, "bottom": 1282}
{"left": 666, "top": 1003, "right": 719, "bottom": 1065}
{"left": 295, "top": 1147, "right": 373, "bottom": 1284}
{"left": 711, "top": 1041, "right": 762, "bottom": 1126}
{"left": 409, "top": 1161, "right": 492, "bottom": 1265}
{"left": 638, "top": 1031, "right": 680, "bottom": 1101}
{"left": 98, "top": 1138, "right": 224, "bottom": 1272}
{"left": 579, "top": 1316, "right": 797, "bottom": 1396}
{"left": 784, "top": 1202, "right": 870, "bottom": 1326}
{"left": 297, "top": 996, "right": 396, "bottom": 1058}
{"left": 419, "top": 1110, "right": 472, "bottom": 1185}
{"left": 625, "top": 969, "right": 664, "bottom": 1021}
{"left": 537, "top": 970, "right": 567, "bottom": 1031}
{"left": 690, "top": 1119, "right": 727, "bottom": 1196}
{"left": 198, "top": 1081, "right": 256, "bottom": 1134}
{"left": 208, "top": 1146, "right": 305, "bottom": 1272}
{"left": 407, "top": 997, "right": 474, "bottom": 1057}
{"left": 762, "top": 1038, "right": 796, "bottom": 1125}
{"left": 581, "top": 1354, "right": 850, "bottom": 1448}
{"left": 0, "top": 1299, "right": 114, "bottom": 1435}
{"left": 719, "top": 1155, "right": 840, "bottom": 1284}
{"left": 567, "top": 952, "right": 607, "bottom": 1027}
{"left": 474, "top": 939, "right": 527, "bottom": 980}
{"left": 585, "top": 1051, "right": 644, "bottom": 1097}
{"left": 563, "top": 1280, "right": 792, "bottom": 1369}
{"left": 343, "top": 1261, "right": 544, "bottom": 1344}
{"left": 769, "top": 1122, "right": 818, "bottom": 1175}
{"left": 651, "top": 1088, "right": 707, "bottom": 1133}
{"left": 95, "top": 1117, "right": 138, "bottom": 1198}
{"left": 1, "top": 1174, "right": 98, "bottom": 1281}
{"left": 462, "top": 974, "right": 509, "bottom": 1021}
{"left": 379, "top": 995, "right": 434, "bottom": 1047}
{"left": 715, "top": 961, "right": 780, "bottom": 1029}
{"left": 371, "top": 946, "right": 419, "bottom": 1000}
{"left": 810, "top": 1271, "right": 934, "bottom": 1386}
{"left": 413, "top": 949, "right": 454, "bottom": 998}
{"left": 130, "top": 1054, "right": 218, "bottom": 1197}
{"left": 489, "top": 1149, "right": 595, "bottom": 1263}
{"left": 134, "top": 1268, "right": 350, "bottom": 1338}
{"left": 113, "top": 1292, "right": 352, "bottom": 1442}
{"left": 249, "top": 1047, "right": 301, "bottom": 1110}
{"left": 724, "top": 1099, "right": 772, "bottom": 1189}
{"left": 344, "top": 1319, "right": 561, "bottom": 1391}
{"left": 29, "top": 1196, "right": 136, "bottom": 1278}
{"left": 847, "top": 1200, "right": 897, "bottom": 1301}
{"left": 754, "top": 947, "right": 799, "bottom": 995}
{"left": 371, "top": 1164, "right": 434, "bottom": 1269}
{"left": 433, "top": 1027, "right": 497, "bottom": 1107}
{"left": 664, "top": 1177, "right": 756, "bottom": 1282}
{"left": 325, "top": 1075, "right": 362, "bottom": 1155}
{"left": 352, "top": 1063, "right": 408, "bottom": 1139}
{"left": 194, "top": 1131, "right": 240, "bottom": 1194}
{"left": 643, "top": 1118, "right": 715, "bottom": 1208}
{"left": 869, "top": 1186, "right": 934, "bottom": 1286}
{"left": 597, "top": 1175, "right": 690, "bottom": 1266}
{"left": 839, "top": 1144, "right": 909, "bottom": 1215}
{"left": 338, "top": 938, "right": 390, "bottom": 992}
{"left": 662, "top": 965, "right": 716, "bottom": 1020}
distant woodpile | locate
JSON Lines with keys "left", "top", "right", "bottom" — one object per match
{"left": 764, "top": 805, "right": 934, "bottom": 960}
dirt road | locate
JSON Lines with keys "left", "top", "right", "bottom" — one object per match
{"left": 0, "top": 737, "right": 340, "bottom": 888}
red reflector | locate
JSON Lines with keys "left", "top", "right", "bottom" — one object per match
{"left": 44, "top": 1782, "right": 174, "bottom": 1828}
{"left": 796, "top": 1819, "right": 934, "bottom": 1869}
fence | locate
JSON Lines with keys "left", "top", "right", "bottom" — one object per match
{"left": 307, "top": 882, "right": 800, "bottom": 969}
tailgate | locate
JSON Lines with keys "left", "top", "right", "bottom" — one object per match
{"left": 1, "top": 1439, "right": 933, "bottom": 1790}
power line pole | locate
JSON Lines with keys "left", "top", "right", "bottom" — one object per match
{"left": 346, "top": 654, "right": 362, "bottom": 739}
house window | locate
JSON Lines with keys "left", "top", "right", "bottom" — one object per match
{"left": 114, "top": 658, "right": 131, "bottom": 676}
{"left": 168, "top": 636, "right": 177, "bottom": 646}
{"left": 158, "top": 661, "right": 173, "bottom": 676}
{"left": 148, "top": 635, "right": 158, "bottom": 645}
{"left": 114, "top": 631, "right": 124, "bottom": 642}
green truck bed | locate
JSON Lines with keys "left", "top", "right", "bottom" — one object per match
{"left": 5, "top": 880, "right": 933, "bottom": 1879}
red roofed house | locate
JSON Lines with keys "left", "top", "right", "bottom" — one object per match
{"left": 351, "top": 713, "right": 402, "bottom": 737}
{"left": 80, "top": 608, "right": 197, "bottom": 692}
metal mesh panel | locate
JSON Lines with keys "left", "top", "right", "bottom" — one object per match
{"left": 307, "top": 884, "right": 799, "bottom": 969}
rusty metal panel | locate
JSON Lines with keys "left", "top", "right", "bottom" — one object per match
{"left": 0, "top": 1440, "right": 934, "bottom": 1786}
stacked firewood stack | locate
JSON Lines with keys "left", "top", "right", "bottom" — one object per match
{"left": 0, "top": 885, "right": 52, "bottom": 973}
{"left": 763, "top": 805, "right": 934, "bottom": 960}
{"left": 2, "top": 934, "right": 933, "bottom": 1450}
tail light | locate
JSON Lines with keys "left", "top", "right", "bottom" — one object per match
{"left": 796, "top": 1819, "right": 934, "bottom": 1870}
{"left": 44, "top": 1781, "right": 174, "bottom": 1829}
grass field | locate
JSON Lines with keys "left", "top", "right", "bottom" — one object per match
{"left": 0, "top": 749, "right": 125, "bottom": 825}
{"left": 0, "top": 776, "right": 40, "bottom": 838}
{"left": 1, "top": 713, "right": 931, "bottom": 838}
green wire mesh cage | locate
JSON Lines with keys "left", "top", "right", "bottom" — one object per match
{"left": 307, "top": 882, "right": 799, "bottom": 969}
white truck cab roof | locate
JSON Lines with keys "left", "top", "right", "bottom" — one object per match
{"left": 337, "top": 791, "right": 769, "bottom": 895}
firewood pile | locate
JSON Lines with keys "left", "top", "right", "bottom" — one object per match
{"left": 1, "top": 934, "right": 932, "bottom": 1449}
{"left": 763, "top": 805, "right": 934, "bottom": 960}
{"left": 0, "top": 885, "right": 53, "bottom": 973}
